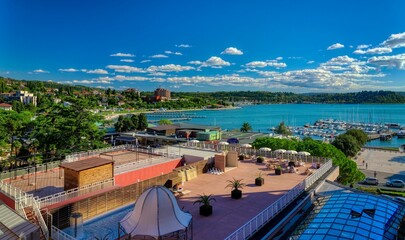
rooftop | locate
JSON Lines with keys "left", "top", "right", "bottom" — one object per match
{"left": 175, "top": 158, "right": 312, "bottom": 240}
{"left": 60, "top": 157, "right": 114, "bottom": 171}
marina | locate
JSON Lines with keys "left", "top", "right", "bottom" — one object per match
{"left": 144, "top": 104, "right": 405, "bottom": 148}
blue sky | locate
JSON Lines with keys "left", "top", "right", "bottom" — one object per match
{"left": 1, "top": 0, "right": 405, "bottom": 92}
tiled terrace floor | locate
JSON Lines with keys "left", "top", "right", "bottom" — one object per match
{"left": 175, "top": 158, "right": 311, "bottom": 240}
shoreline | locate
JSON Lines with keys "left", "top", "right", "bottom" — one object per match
{"left": 102, "top": 106, "right": 241, "bottom": 120}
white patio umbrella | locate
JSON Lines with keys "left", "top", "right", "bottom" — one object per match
{"left": 189, "top": 140, "right": 199, "bottom": 143}
{"left": 285, "top": 150, "right": 298, "bottom": 154}
{"left": 240, "top": 143, "right": 252, "bottom": 148}
{"left": 259, "top": 147, "right": 272, "bottom": 151}
{"left": 298, "top": 151, "right": 311, "bottom": 156}
{"left": 274, "top": 149, "right": 286, "bottom": 153}
{"left": 218, "top": 141, "right": 229, "bottom": 145}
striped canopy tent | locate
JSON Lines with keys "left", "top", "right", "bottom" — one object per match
{"left": 120, "top": 186, "right": 192, "bottom": 239}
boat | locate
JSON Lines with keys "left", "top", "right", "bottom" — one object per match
{"left": 397, "top": 130, "right": 405, "bottom": 139}
{"left": 380, "top": 133, "right": 392, "bottom": 141}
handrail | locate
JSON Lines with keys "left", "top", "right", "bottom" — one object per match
{"left": 114, "top": 156, "right": 179, "bottom": 175}
{"left": 224, "top": 159, "right": 333, "bottom": 240}
{"left": 37, "top": 178, "right": 115, "bottom": 208}
{"left": 33, "top": 197, "right": 49, "bottom": 240}
{"left": 17, "top": 201, "right": 28, "bottom": 219}
{"left": 0, "top": 161, "right": 61, "bottom": 181}
{"left": 64, "top": 144, "right": 130, "bottom": 162}
{"left": 51, "top": 225, "right": 76, "bottom": 240}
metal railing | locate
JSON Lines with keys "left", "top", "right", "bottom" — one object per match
{"left": 0, "top": 161, "right": 61, "bottom": 181}
{"left": 114, "top": 156, "right": 179, "bottom": 175}
{"left": 51, "top": 225, "right": 76, "bottom": 240}
{"left": 37, "top": 178, "right": 115, "bottom": 209}
{"left": 182, "top": 142, "right": 328, "bottom": 163}
{"left": 33, "top": 198, "right": 49, "bottom": 239}
{"left": 64, "top": 144, "right": 130, "bottom": 162}
{"left": 224, "top": 159, "right": 333, "bottom": 240}
{"left": 304, "top": 160, "right": 333, "bottom": 190}
{"left": 0, "top": 179, "right": 32, "bottom": 203}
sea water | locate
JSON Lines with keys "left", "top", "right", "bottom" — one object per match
{"left": 174, "top": 104, "right": 405, "bottom": 147}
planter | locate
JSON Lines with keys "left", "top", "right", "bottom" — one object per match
{"left": 239, "top": 155, "right": 245, "bottom": 160}
{"left": 255, "top": 178, "right": 264, "bottom": 186}
{"left": 257, "top": 157, "right": 264, "bottom": 163}
{"left": 275, "top": 168, "right": 282, "bottom": 175}
{"left": 199, "top": 205, "right": 213, "bottom": 216}
{"left": 231, "top": 189, "right": 242, "bottom": 199}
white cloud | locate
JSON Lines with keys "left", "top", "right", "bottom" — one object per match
{"left": 353, "top": 47, "right": 392, "bottom": 55}
{"left": 59, "top": 68, "right": 79, "bottom": 72}
{"left": 164, "top": 51, "right": 182, "bottom": 56}
{"left": 246, "top": 61, "right": 269, "bottom": 68}
{"left": 381, "top": 32, "right": 405, "bottom": 48}
{"left": 86, "top": 69, "right": 109, "bottom": 74}
{"left": 106, "top": 65, "right": 145, "bottom": 73}
{"left": 33, "top": 69, "right": 49, "bottom": 73}
{"left": 114, "top": 75, "right": 150, "bottom": 81}
{"left": 120, "top": 59, "right": 134, "bottom": 63}
{"left": 202, "top": 56, "right": 231, "bottom": 68}
{"left": 147, "top": 64, "right": 194, "bottom": 72}
{"left": 148, "top": 72, "right": 167, "bottom": 76}
{"left": 221, "top": 47, "right": 243, "bottom": 55}
{"left": 357, "top": 44, "right": 371, "bottom": 49}
{"left": 276, "top": 57, "right": 283, "bottom": 60}
{"left": 367, "top": 53, "right": 405, "bottom": 69}
{"left": 307, "top": 60, "right": 315, "bottom": 64}
{"left": 140, "top": 60, "right": 151, "bottom": 63}
{"left": 327, "top": 43, "right": 344, "bottom": 50}
{"left": 245, "top": 60, "right": 287, "bottom": 68}
{"left": 110, "top": 53, "right": 135, "bottom": 57}
{"left": 188, "top": 57, "right": 231, "bottom": 68}
{"left": 150, "top": 54, "right": 168, "bottom": 58}
{"left": 175, "top": 44, "right": 191, "bottom": 48}
{"left": 187, "top": 61, "right": 203, "bottom": 65}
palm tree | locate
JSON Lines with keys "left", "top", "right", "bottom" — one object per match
{"left": 193, "top": 194, "right": 216, "bottom": 216}
{"left": 240, "top": 122, "right": 252, "bottom": 132}
{"left": 226, "top": 177, "right": 245, "bottom": 199}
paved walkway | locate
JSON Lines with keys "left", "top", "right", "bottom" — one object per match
{"left": 356, "top": 148, "right": 405, "bottom": 185}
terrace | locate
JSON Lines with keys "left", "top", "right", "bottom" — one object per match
{"left": 0, "top": 144, "right": 332, "bottom": 240}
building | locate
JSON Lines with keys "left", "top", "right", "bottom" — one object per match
{"left": 12, "top": 90, "right": 37, "bottom": 106}
{"left": 154, "top": 88, "right": 171, "bottom": 101}
{"left": 124, "top": 88, "right": 141, "bottom": 98}
{"left": 147, "top": 123, "right": 221, "bottom": 140}
{"left": 0, "top": 103, "right": 12, "bottom": 111}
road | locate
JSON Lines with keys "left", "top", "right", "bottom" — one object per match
{"left": 356, "top": 169, "right": 405, "bottom": 191}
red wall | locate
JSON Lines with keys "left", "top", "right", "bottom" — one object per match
{"left": 114, "top": 159, "right": 182, "bottom": 186}
{"left": 0, "top": 192, "right": 15, "bottom": 209}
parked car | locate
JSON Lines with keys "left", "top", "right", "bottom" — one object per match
{"left": 386, "top": 179, "right": 405, "bottom": 188}
{"left": 360, "top": 177, "right": 379, "bottom": 185}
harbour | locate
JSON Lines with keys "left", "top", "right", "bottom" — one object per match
{"left": 141, "top": 104, "right": 405, "bottom": 148}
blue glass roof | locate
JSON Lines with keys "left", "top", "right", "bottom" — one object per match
{"left": 290, "top": 193, "right": 405, "bottom": 240}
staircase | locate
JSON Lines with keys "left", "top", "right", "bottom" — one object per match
{"left": 24, "top": 207, "right": 48, "bottom": 240}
